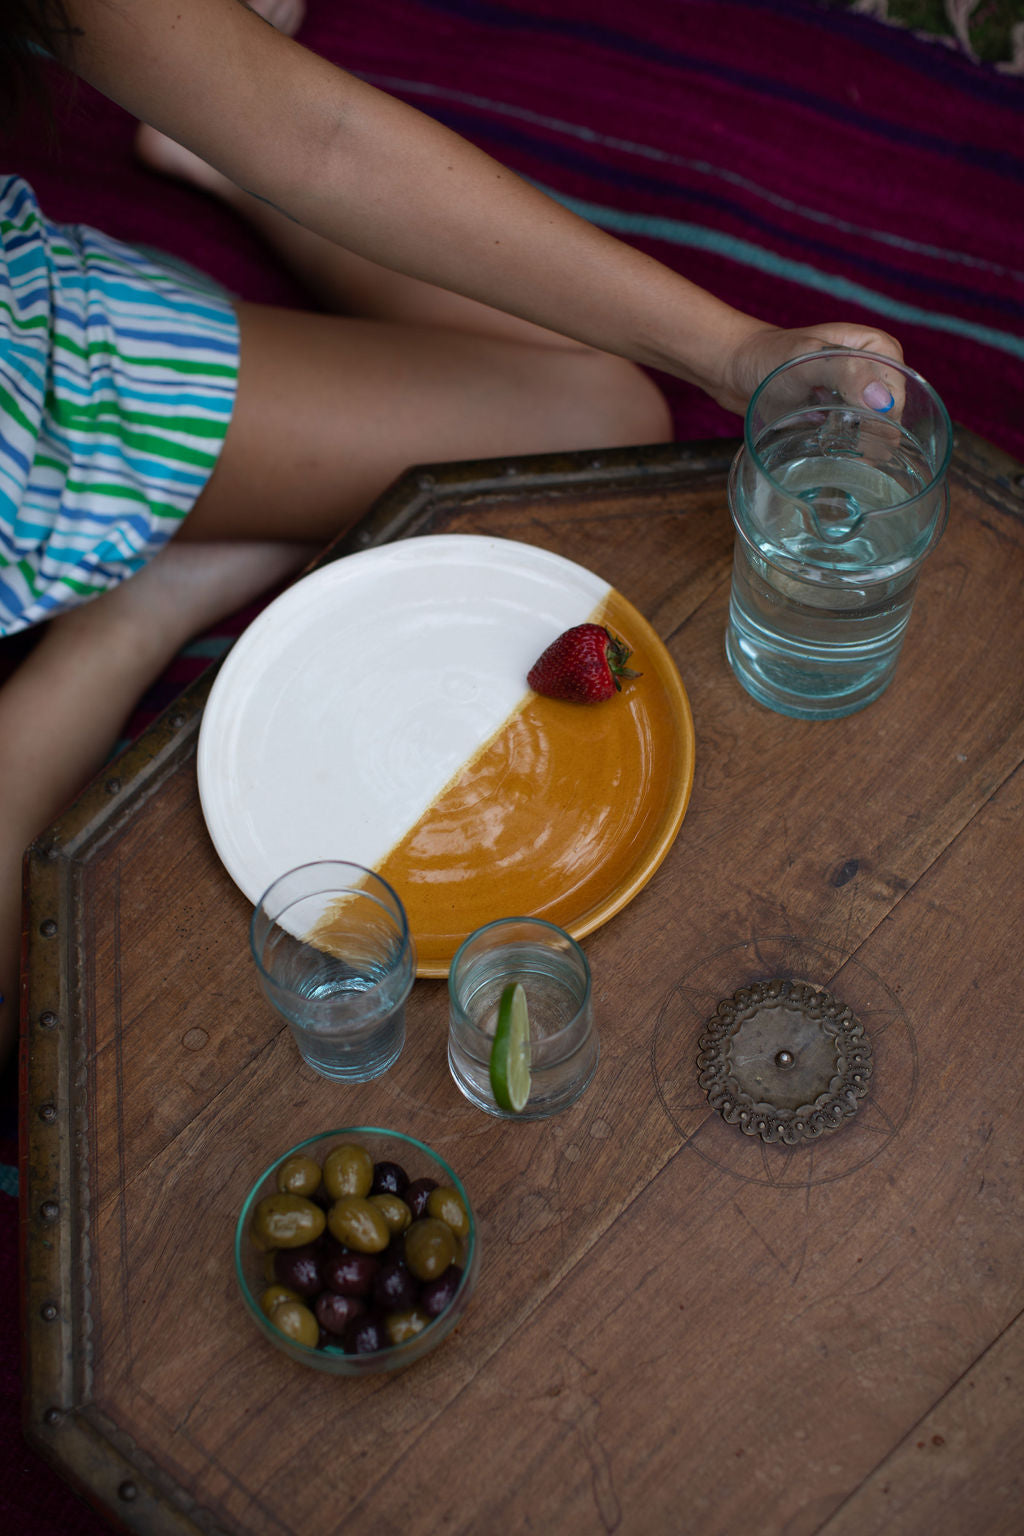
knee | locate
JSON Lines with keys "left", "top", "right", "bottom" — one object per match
{"left": 553, "top": 351, "right": 673, "bottom": 450}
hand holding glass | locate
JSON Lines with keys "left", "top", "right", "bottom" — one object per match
{"left": 726, "top": 348, "right": 952, "bottom": 719}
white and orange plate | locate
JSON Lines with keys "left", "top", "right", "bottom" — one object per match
{"left": 197, "top": 535, "right": 695, "bottom": 975}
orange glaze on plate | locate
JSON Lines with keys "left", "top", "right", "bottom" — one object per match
{"left": 374, "top": 590, "right": 695, "bottom": 975}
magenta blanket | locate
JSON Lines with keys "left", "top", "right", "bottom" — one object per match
{"left": 2, "top": 3, "right": 1022, "bottom": 1531}
{"left": 13, "top": 0, "right": 1024, "bottom": 456}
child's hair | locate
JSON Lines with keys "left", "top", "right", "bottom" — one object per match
{"left": 0, "top": 0, "right": 76, "bottom": 130}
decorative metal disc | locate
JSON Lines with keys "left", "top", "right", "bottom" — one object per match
{"left": 696, "top": 978, "right": 873, "bottom": 1145}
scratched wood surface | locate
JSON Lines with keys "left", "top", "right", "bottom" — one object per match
{"left": 21, "top": 432, "right": 1024, "bottom": 1536}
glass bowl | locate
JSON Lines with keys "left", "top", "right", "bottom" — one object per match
{"left": 235, "top": 1126, "right": 479, "bottom": 1375}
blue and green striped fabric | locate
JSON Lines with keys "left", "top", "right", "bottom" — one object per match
{"left": 0, "top": 175, "right": 239, "bottom": 635}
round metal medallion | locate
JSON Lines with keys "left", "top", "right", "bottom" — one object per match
{"left": 697, "top": 977, "right": 873, "bottom": 1145}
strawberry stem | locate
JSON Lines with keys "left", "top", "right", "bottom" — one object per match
{"left": 605, "top": 629, "right": 640, "bottom": 691}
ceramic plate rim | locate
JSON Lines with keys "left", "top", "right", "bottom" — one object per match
{"left": 197, "top": 533, "right": 695, "bottom": 974}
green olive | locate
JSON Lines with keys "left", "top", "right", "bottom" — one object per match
{"left": 404, "top": 1217, "right": 456, "bottom": 1281}
{"left": 323, "top": 1142, "right": 374, "bottom": 1200}
{"left": 259, "top": 1283, "right": 300, "bottom": 1319}
{"left": 269, "top": 1298, "right": 319, "bottom": 1348}
{"left": 426, "top": 1185, "right": 470, "bottom": 1239}
{"left": 275, "top": 1153, "right": 323, "bottom": 1198}
{"left": 385, "top": 1307, "right": 432, "bottom": 1346}
{"left": 369, "top": 1192, "right": 412, "bottom": 1234}
{"left": 327, "top": 1194, "right": 391, "bottom": 1253}
{"left": 251, "top": 1193, "right": 325, "bottom": 1250}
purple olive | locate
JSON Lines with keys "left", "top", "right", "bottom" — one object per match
{"left": 419, "top": 1264, "right": 462, "bottom": 1318}
{"left": 403, "top": 1177, "right": 438, "bottom": 1219}
{"left": 343, "top": 1311, "right": 389, "bottom": 1355}
{"left": 371, "top": 1160, "right": 410, "bottom": 1197}
{"left": 315, "top": 1291, "right": 366, "bottom": 1336}
{"left": 273, "top": 1244, "right": 323, "bottom": 1298}
{"left": 372, "top": 1255, "right": 418, "bottom": 1313}
{"left": 322, "top": 1248, "right": 378, "bottom": 1297}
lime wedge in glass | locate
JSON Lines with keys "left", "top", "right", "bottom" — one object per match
{"left": 489, "top": 982, "right": 531, "bottom": 1113}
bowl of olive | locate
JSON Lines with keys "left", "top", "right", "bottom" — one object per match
{"left": 235, "top": 1127, "right": 479, "bottom": 1374}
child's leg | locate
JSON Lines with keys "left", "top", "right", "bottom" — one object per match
{"left": 0, "top": 540, "right": 312, "bottom": 1060}
{"left": 179, "top": 299, "right": 670, "bottom": 543}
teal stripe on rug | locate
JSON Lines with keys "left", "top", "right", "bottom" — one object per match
{"left": 539, "top": 186, "right": 1024, "bottom": 362}
{"left": 0, "top": 1162, "right": 17, "bottom": 1198}
{"left": 362, "top": 74, "right": 1024, "bottom": 283}
{"left": 181, "top": 635, "right": 236, "bottom": 659}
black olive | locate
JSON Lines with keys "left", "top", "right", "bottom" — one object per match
{"left": 372, "top": 1255, "right": 418, "bottom": 1313}
{"left": 315, "top": 1291, "right": 366, "bottom": 1336}
{"left": 323, "top": 1248, "right": 379, "bottom": 1297}
{"left": 343, "top": 1312, "right": 389, "bottom": 1355}
{"left": 273, "top": 1244, "right": 323, "bottom": 1298}
{"left": 371, "top": 1160, "right": 410, "bottom": 1197}
{"left": 419, "top": 1264, "right": 463, "bottom": 1318}
{"left": 403, "top": 1177, "right": 438, "bottom": 1219}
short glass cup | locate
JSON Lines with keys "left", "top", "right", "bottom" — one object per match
{"left": 447, "top": 917, "right": 598, "bottom": 1120}
{"left": 250, "top": 861, "right": 415, "bottom": 1082}
{"left": 235, "top": 1127, "right": 479, "bottom": 1375}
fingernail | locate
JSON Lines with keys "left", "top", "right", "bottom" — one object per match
{"left": 863, "top": 380, "right": 894, "bottom": 412}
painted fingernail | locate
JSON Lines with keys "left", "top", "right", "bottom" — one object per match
{"left": 863, "top": 380, "right": 894, "bottom": 412}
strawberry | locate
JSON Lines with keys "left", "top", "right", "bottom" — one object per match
{"left": 527, "top": 623, "right": 640, "bottom": 703}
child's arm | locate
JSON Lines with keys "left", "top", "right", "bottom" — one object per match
{"left": 58, "top": 0, "right": 901, "bottom": 411}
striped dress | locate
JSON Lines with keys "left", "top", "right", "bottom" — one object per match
{"left": 0, "top": 175, "right": 240, "bottom": 635}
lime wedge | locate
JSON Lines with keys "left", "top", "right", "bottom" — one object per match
{"left": 489, "top": 982, "right": 531, "bottom": 1113}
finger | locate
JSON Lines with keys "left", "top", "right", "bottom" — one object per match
{"left": 748, "top": 345, "right": 907, "bottom": 434}
{"left": 799, "top": 327, "right": 906, "bottom": 415}
{"left": 803, "top": 323, "right": 903, "bottom": 363}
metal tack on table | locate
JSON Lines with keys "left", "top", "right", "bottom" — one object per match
{"left": 697, "top": 977, "right": 873, "bottom": 1145}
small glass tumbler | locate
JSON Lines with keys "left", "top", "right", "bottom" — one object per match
{"left": 447, "top": 917, "right": 598, "bottom": 1119}
{"left": 725, "top": 348, "right": 952, "bottom": 720}
{"left": 250, "top": 861, "right": 416, "bottom": 1083}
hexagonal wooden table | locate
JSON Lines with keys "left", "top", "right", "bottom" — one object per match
{"left": 21, "top": 434, "right": 1024, "bottom": 1536}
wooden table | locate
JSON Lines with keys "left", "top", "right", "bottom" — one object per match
{"left": 21, "top": 431, "right": 1024, "bottom": 1536}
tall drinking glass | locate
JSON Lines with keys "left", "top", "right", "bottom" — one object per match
{"left": 726, "top": 349, "right": 952, "bottom": 719}
{"left": 250, "top": 861, "right": 415, "bottom": 1082}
